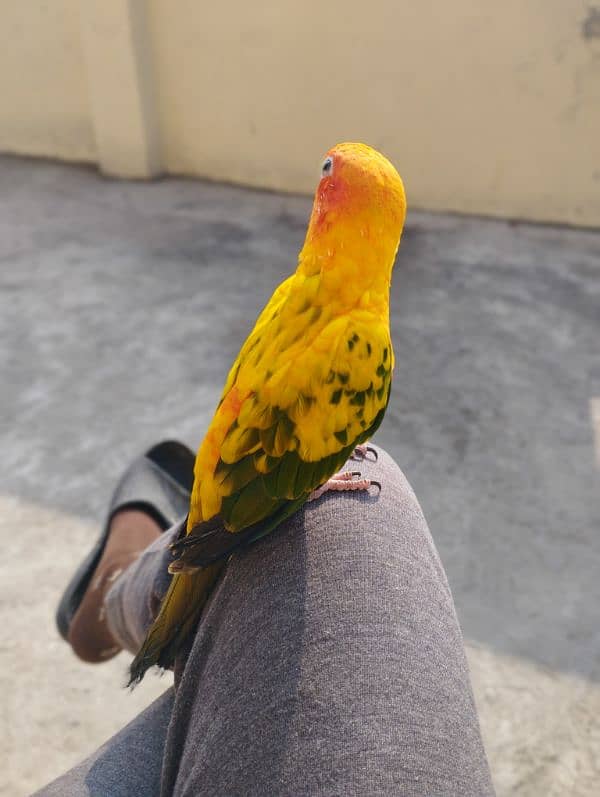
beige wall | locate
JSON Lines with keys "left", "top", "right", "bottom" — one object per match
{"left": 0, "top": 1, "right": 95, "bottom": 162}
{"left": 1, "top": 1, "right": 599, "bottom": 226}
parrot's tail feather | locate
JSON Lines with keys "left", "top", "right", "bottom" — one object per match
{"left": 128, "top": 563, "right": 223, "bottom": 686}
{"left": 176, "top": 515, "right": 224, "bottom": 547}
{"left": 170, "top": 498, "right": 307, "bottom": 573}
{"left": 169, "top": 516, "right": 259, "bottom": 570}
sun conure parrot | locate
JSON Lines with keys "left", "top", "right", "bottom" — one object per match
{"left": 129, "top": 142, "right": 407, "bottom": 685}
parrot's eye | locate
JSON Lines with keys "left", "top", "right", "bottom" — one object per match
{"left": 321, "top": 157, "right": 333, "bottom": 177}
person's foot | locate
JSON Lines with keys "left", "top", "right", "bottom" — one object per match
{"left": 67, "top": 510, "right": 161, "bottom": 663}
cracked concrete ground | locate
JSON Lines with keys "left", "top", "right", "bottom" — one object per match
{"left": 1, "top": 155, "right": 599, "bottom": 795}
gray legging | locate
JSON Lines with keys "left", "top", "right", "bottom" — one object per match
{"left": 37, "top": 447, "right": 495, "bottom": 796}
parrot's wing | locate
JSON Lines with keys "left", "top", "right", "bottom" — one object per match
{"left": 177, "top": 314, "right": 392, "bottom": 570}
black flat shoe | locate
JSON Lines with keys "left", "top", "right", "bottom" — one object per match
{"left": 56, "top": 440, "right": 195, "bottom": 641}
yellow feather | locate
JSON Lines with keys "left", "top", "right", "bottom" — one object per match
{"left": 191, "top": 142, "right": 405, "bottom": 520}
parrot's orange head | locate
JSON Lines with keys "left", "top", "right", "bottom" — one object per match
{"left": 310, "top": 142, "right": 405, "bottom": 237}
{"left": 301, "top": 142, "right": 406, "bottom": 292}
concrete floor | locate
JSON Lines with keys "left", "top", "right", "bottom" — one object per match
{"left": 1, "top": 155, "right": 599, "bottom": 795}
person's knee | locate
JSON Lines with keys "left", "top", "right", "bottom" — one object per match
{"left": 221, "top": 445, "right": 447, "bottom": 632}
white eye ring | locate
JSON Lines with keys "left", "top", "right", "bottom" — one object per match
{"left": 321, "top": 157, "right": 333, "bottom": 177}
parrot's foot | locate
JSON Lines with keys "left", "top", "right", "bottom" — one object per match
{"left": 308, "top": 470, "right": 381, "bottom": 502}
{"left": 350, "top": 444, "right": 378, "bottom": 461}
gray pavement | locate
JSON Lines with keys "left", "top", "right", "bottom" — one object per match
{"left": 1, "top": 155, "right": 599, "bottom": 794}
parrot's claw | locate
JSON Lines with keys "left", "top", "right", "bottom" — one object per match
{"left": 308, "top": 471, "right": 381, "bottom": 502}
{"left": 350, "top": 444, "right": 378, "bottom": 462}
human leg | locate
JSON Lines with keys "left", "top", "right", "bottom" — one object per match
{"left": 33, "top": 689, "right": 175, "bottom": 797}
{"left": 48, "top": 443, "right": 493, "bottom": 796}
{"left": 67, "top": 509, "right": 163, "bottom": 661}
{"left": 160, "top": 446, "right": 495, "bottom": 796}
{"left": 37, "top": 443, "right": 192, "bottom": 795}
{"left": 103, "top": 517, "right": 184, "bottom": 656}
{"left": 58, "top": 440, "right": 194, "bottom": 662}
